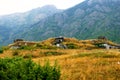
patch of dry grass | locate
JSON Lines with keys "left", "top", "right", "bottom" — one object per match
{"left": 0, "top": 37, "right": 120, "bottom": 80}
{"left": 31, "top": 49, "right": 120, "bottom": 80}
{"left": 1, "top": 49, "right": 120, "bottom": 80}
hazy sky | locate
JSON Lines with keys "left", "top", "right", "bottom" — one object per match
{"left": 0, "top": 0, "right": 84, "bottom": 15}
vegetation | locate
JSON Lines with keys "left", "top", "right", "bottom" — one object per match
{"left": 44, "top": 51, "right": 64, "bottom": 56}
{"left": 31, "top": 49, "right": 120, "bottom": 80}
{"left": 12, "top": 50, "right": 19, "bottom": 56}
{"left": 72, "top": 51, "right": 120, "bottom": 58}
{"left": 0, "top": 57, "right": 60, "bottom": 80}
{"left": 0, "top": 0, "right": 120, "bottom": 79}
{"left": 19, "top": 46, "right": 34, "bottom": 50}
{"left": 0, "top": 47, "right": 4, "bottom": 54}
{"left": 66, "top": 43, "right": 79, "bottom": 49}
{"left": 1, "top": 0, "right": 120, "bottom": 46}
{"left": 0, "top": 44, "right": 120, "bottom": 80}
{"left": 21, "top": 51, "right": 65, "bottom": 58}
{"left": 36, "top": 43, "right": 57, "bottom": 49}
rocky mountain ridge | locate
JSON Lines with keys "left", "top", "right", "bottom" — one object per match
{"left": 0, "top": 5, "right": 62, "bottom": 46}
{"left": 0, "top": 0, "right": 120, "bottom": 46}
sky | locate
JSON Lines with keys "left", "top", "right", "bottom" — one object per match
{"left": 0, "top": 0, "right": 84, "bottom": 16}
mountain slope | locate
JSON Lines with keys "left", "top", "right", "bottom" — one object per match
{"left": 25, "top": 0, "right": 120, "bottom": 43}
{"left": 1, "top": 0, "right": 120, "bottom": 46}
{"left": 0, "top": 5, "right": 62, "bottom": 46}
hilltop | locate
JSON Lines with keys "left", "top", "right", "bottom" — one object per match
{"left": 6, "top": 37, "right": 118, "bottom": 50}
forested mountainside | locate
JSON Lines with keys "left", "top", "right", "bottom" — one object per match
{"left": 0, "top": 5, "right": 62, "bottom": 46}
{"left": 0, "top": 0, "right": 120, "bottom": 46}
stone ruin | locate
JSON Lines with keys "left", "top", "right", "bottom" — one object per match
{"left": 53, "top": 36, "right": 67, "bottom": 49}
{"left": 14, "top": 39, "right": 24, "bottom": 43}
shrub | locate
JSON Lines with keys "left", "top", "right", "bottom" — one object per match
{"left": 12, "top": 50, "right": 19, "bottom": 56}
{"left": 36, "top": 60, "right": 61, "bottom": 80}
{"left": 94, "top": 43, "right": 105, "bottom": 48}
{"left": 19, "top": 46, "right": 34, "bottom": 50}
{"left": 66, "top": 43, "right": 78, "bottom": 49}
{"left": 44, "top": 51, "right": 64, "bottom": 56}
{"left": 0, "top": 48, "right": 4, "bottom": 54}
{"left": 0, "top": 57, "right": 61, "bottom": 80}
{"left": 23, "top": 54, "right": 32, "bottom": 58}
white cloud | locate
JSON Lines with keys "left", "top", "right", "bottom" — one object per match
{"left": 0, "top": 0, "right": 84, "bottom": 15}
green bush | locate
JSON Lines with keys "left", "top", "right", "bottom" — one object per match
{"left": 66, "top": 43, "right": 78, "bottom": 49}
{"left": 12, "top": 50, "right": 19, "bottom": 56}
{"left": 0, "top": 48, "right": 4, "bottom": 54}
{"left": 23, "top": 54, "right": 32, "bottom": 58}
{"left": 44, "top": 51, "right": 64, "bottom": 56}
{"left": 19, "top": 46, "right": 34, "bottom": 50}
{"left": 0, "top": 57, "right": 61, "bottom": 80}
{"left": 94, "top": 43, "right": 105, "bottom": 48}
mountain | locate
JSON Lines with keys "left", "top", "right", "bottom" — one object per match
{"left": 1, "top": 0, "right": 120, "bottom": 46}
{"left": 0, "top": 5, "right": 62, "bottom": 46}
{"left": 21, "top": 0, "right": 120, "bottom": 43}
{"left": 26, "top": 0, "right": 120, "bottom": 42}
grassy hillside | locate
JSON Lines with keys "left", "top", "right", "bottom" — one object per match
{"left": 0, "top": 49, "right": 120, "bottom": 80}
{"left": 7, "top": 37, "right": 117, "bottom": 50}
{"left": 0, "top": 38, "right": 120, "bottom": 80}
